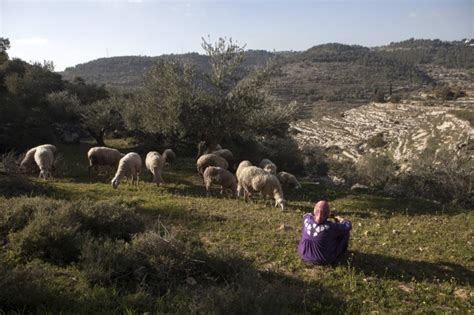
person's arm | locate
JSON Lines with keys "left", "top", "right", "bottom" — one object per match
{"left": 333, "top": 216, "right": 352, "bottom": 235}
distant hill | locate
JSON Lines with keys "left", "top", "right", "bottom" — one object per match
{"left": 375, "top": 38, "right": 474, "bottom": 69}
{"left": 61, "top": 50, "right": 275, "bottom": 89}
{"left": 266, "top": 43, "right": 433, "bottom": 106}
{"left": 61, "top": 40, "right": 472, "bottom": 102}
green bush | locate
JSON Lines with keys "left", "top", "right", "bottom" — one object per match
{"left": 371, "top": 91, "right": 386, "bottom": 103}
{"left": 78, "top": 199, "right": 145, "bottom": 241}
{"left": 356, "top": 152, "right": 395, "bottom": 188}
{"left": 435, "top": 86, "right": 466, "bottom": 101}
{"left": 7, "top": 205, "right": 82, "bottom": 264}
{"left": 1, "top": 197, "right": 145, "bottom": 264}
{"left": 367, "top": 132, "right": 387, "bottom": 149}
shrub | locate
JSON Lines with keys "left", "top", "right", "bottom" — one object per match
{"left": 78, "top": 199, "right": 145, "bottom": 241}
{"left": 371, "top": 91, "right": 386, "bottom": 103}
{"left": 366, "top": 132, "right": 387, "bottom": 149}
{"left": 435, "top": 86, "right": 466, "bottom": 101}
{"left": 401, "top": 149, "right": 472, "bottom": 206}
{"left": 2, "top": 197, "right": 145, "bottom": 264}
{"left": 301, "top": 145, "right": 329, "bottom": 176}
{"left": 356, "top": 152, "right": 395, "bottom": 188}
{"left": 7, "top": 205, "right": 82, "bottom": 264}
{"left": 389, "top": 94, "right": 401, "bottom": 103}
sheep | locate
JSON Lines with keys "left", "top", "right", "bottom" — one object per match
{"left": 145, "top": 151, "right": 165, "bottom": 185}
{"left": 238, "top": 166, "right": 286, "bottom": 211}
{"left": 212, "top": 149, "right": 234, "bottom": 163}
{"left": 111, "top": 152, "right": 142, "bottom": 189}
{"left": 203, "top": 166, "right": 237, "bottom": 197}
{"left": 162, "top": 149, "right": 176, "bottom": 164}
{"left": 277, "top": 171, "right": 302, "bottom": 190}
{"left": 236, "top": 160, "right": 253, "bottom": 197}
{"left": 196, "top": 153, "right": 228, "bottom": 175}
{"left": 87, "top": 146, "right": 125, "bottom": 175}
{"left": 20, "top": 144, "right": 57, "bottom": 172}
{"left": 259, "top": 158, "right": 277, "bottom": 175}
{"left": 34, "top": 146, "right": 54, "bottom": 179}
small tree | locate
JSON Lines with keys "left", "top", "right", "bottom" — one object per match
{"left": 80, "top": 97, "right": 124, "bottom": 146}
{"left": 130, "top": 37, "right": 298, "bottom": 151}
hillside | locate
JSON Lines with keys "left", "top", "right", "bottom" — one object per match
{"left": 61, "top": 50, "right": 275, "bottom": 89}
{"left": 375, "top": 38, "right": 474, "bottom": 69}
{"left": 0, "top": 140, "right": 472, "bottom": 313}
{"left": 60, "top": 39, "right": 473, "bottom": 97}
{"left": 266, "top": 43, "right": 433, "bottom": 109}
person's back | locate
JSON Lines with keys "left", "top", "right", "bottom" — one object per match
{"left": 298, "top": 201, "right": 352, "bottom": 265}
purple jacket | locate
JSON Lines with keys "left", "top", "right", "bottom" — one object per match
{"left": 298, "top": 213, "right": 352, "bottom": 265}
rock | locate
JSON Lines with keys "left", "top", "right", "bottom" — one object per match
{"left": 351, "top": 183, "right": 370, "bottom": 192}
{"left": 318, "top": 175, "right": 346, "bottom": 186}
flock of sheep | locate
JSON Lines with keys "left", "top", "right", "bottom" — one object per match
{"left": 18, "top": 142, "right": 302, "bottom": 211}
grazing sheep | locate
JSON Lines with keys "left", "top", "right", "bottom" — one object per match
{"left": 236, "top": 160, "right": 253, "bottom": 197}
{"left": 162, "top": 149, "right": 176, "bottom": 164}
{"left": 87, "top": 146, "right": 125, "bottom": 175}
{"left": 20, "top": 144, "right": 57, "bottom": 172}
{"left": 277, "top": 171, "right": 302, "bottom": 189}
{"left": 196, "top": 154, "right": 228, "bottom": 175}
{"left": 238, "top": 166, "right": 286, "bottom": 210}
{"left": 111, "top": 152, "right": 142, "bottom": 189}
{"left": 259, "top": 158, "right": 277, "bottom": 175}
{"left": 212, "top": 149, "right": 234, "bottom": 163}
{"left": 34, "top": 146, "right": 54, "bottom": 179}
{"left": 203, "top": 166, "right": 237, "bottom": 197}
{"left": 145, "top": 151, "right": 165, "bottom": 185}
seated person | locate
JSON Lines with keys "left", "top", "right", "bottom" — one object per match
{"left": 298, "top": 200, "right": 352, "bottom": 265}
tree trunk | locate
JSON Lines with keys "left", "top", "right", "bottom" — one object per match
{"left": 88, "top": 128, "right": 105, "bottom": 146}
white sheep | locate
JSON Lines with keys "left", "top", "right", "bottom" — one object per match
{"left": 203, "top": 166, "right": 237, "bottom": 197}
{"left": 34, "top": 146, "right": 54, "bottom": 179}
{"left": 162, "top": 149, "right": 176, "bottom": 164}
{"left": 259, "top": 158, "right": 277, "bottom": 175}
{"left": 145, "top": 151, "right": 165, "bottom": 185}
{"left": 235, "top": 160, "right": 253, "bottom": 197}
{"left": 196, "top": 153, "right": 229, "bottom": 175}
{"left": 277, "top": 171, "right": 302, "bottom": 190}
{"left": 20, "top": 144, "right": 57, "bottom": 172}
{"left": 111, "top": 152, "right": 142, "bottom": 189}
{"left": 87, "top": 146, "right": 125, "bottom": 175}
{"left": 238, "top": 166, "right": 286, "bottom": 210}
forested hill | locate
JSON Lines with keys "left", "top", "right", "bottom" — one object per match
{"left": 375, "top": 38, "right": 474, "bottom": 68}
{"left": 60, "top": 39, "right": 473, "bottom": 91}
{"left": 61, "top": 50, "right": 275, "bottom": 89}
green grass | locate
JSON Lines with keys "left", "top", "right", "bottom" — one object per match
{"left": 0, "top": 141, "right": 472, "bottom": 314}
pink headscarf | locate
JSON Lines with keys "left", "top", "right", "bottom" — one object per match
{"left": 314, "top": 201, "right": 330, "bottom": 224}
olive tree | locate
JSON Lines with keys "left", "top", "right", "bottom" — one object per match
{"left": 129, "top": 37, "right": 298, "bottom": 151}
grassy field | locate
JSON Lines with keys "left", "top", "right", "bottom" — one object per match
{"left": 0, "top": 139, "right": 472, "bottom": 314}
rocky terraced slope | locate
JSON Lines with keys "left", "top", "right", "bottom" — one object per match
{"left": 293, "top": 101, "right": 472, "bottom": 170}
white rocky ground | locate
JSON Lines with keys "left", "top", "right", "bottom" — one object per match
{"left": 292, "top": 65, "right": 474, "bottom": 172}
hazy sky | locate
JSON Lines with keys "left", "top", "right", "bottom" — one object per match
{"left": 1, "top": 0, "right": 472, "bottom": 71}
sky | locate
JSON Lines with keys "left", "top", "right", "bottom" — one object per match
{"left": 1, "top": 0, "right": 472, "bottom": 71}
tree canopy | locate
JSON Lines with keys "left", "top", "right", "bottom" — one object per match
{"left": 127, "top": 37, "right": 298, "bottom": 147}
